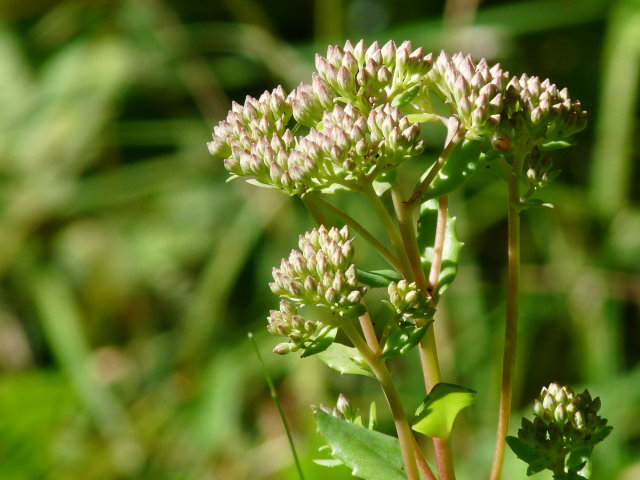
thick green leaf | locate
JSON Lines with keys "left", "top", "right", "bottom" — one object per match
{"left": 379, "top": 321, "right": 432, "bottom": 359}
{"left": 314, "top": 409, "right": 406, "bottom": 480}
{"left": 357, "top": 269, "right": 403, "bottom": 288}
{"left": 417, "top": 200, "right": 464, "bottom": 298}
{"left": 412, "top": 383, "right": 476, "bottom": 439}
{"left": 422, "top": 138, "right": 482, "bottom": 201}
{"left": 316, "top": 343, "right": 374, "bottom": 377}
{"left": 301, "top": 328, "right": 337, "bottom": 358}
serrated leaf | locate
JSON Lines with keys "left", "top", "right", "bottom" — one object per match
{"left": 300, "top": 328, "right": 337, "bottom": 358}
{"left": 313, "top": 458, "right": 344, "bottom": 467}
{"left": 373, "top": 169, "right": 397, "bottom": 196}
{"left": 316, "top": 343, "right": 374, "bottom": 377}
{"left": 314, "top": 409, "right": 406, "bottom": 480}
{"left": 412, "top": 383, "right": 476, "bottom": 439}
{"left": 379, "top": 321, "right": 432, "bottom": 359}
{"left": 565, "top": 448, "right": 591, "bottom": 474}
{"left": 417, "top": 200, "right": 464, "bottom": 298}
{"left": 357, "top": 269, "right": 403, "bottom": 288}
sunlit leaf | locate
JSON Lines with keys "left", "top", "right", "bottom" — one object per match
{"left": 412, "top": 383, "right": 476, "bottom": 439}
{"left": 316, "top": 343, "right": 374, "bottom": 377}
{"left": 314, "top": 409, "right": 406, "bottom": 480}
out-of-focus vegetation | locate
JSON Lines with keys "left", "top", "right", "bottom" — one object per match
{"left": 0, "top": 0, "right": 638, "bottom": 479}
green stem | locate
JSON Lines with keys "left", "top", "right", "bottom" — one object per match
{"left": 342, "top": 321, "right": 421, "bottom": 480}
{"left": 407, "top": 120, "right": 464, "bottom": 207}
{"left": 308, "top": 193, "right": 403, "bottom": 272}
{"left": 249, "top": 332, "right": 305, "bottom": 480}
{"left": 427, "top": 195, "right": 449, "bottom": 298}
{"left": 489, "top": 152, "right": 525, "bottom": 480}
{"left": 362, "top": 182, "right": 414, "bottom": 279}
{"left": 391, "top": 185, "right": 457, "bottom": 480}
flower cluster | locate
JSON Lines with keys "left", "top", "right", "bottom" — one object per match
{"left": 207, "top": 87, "right": 306, "bottom": 194}
{"left": 296, "top": 103, "right": 423, "bottom": 187}
{"left": 503, "top": 74, "right": 587, "bottom": 143}
{"left": 427, "top": 52, "right": 587, "bottom": 150}
{"left": 291, "top": 40, "right": 434, "bottom": 126}
{"left": 531, "top": 383, "right": 608, "bottom": 439}
{"left": 269, "top": 225, "right": 366, "bottom": 316}
{"left": 387, "top": 280, "right": 434, "bottom": 321}
{"left": 428, "top": 52, "right": 508, "bottom": 138}
{"left": 508, "top": 382, "right": 612, "bottom": 477}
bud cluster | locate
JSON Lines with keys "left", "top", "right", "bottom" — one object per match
{"left": 296, "top": 103, "right": 423, "bottom": 186}
{"left": 387, "top": 280, "right": 434, "bottom": 321}
{"left": 291, "top": 40, "right": 433, "bottom": 126}
{"left": 511, "top": 382, "right": 611, "bottom": 477}
{"left": 428, "top": 52, "right": 509, "bottom": 138}
{"left": 267, "top": 300, "right": 320, "bottom": 354}
{"left": 207, "top": 87, "right": 309, "bottom": 195}
{"left": 531, "top": 383, "right": 608, "bottom": 439}
{"left": 427, "top": 52, "right": 587, "bottom": 150}
{"left": 269, "top": 226, "right": 366, "bottom": 316}
{"left": 503, "top": 74, "right": 587, "bottom": 143}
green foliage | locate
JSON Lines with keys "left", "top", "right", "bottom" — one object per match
{"left": 314, "top": 409, "right": 406, "bottom": 480}
{"left": 316, "top": 343, "right": 374, "bottom": 377}
{"left": 412, "top": 383, "right": 476, "bottom": 440}
{"left": 380, "top": 321, "right": 433, "bottom": 360}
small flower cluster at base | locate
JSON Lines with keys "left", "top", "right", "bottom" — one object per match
{"left": 531, "top": 383, "right": 608, "bottom": 439}
{"left": 510, "top": 382, "right": 612, "bottom": 477}
{"left": 269, "top": 225, "right": 366, "bottom": 317}
{"left": 387, "top": 280, "right": 434, "bottom": 321}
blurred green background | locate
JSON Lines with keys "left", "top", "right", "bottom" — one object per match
{"left": 0, "top": 0, "right": 638, "bottom": 479}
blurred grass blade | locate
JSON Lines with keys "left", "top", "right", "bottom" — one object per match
{"left": 589, "top": 0, "right": 640, "bottom": 215}
{"left": 27, "top": 263, "right": 144, "bottom": 474}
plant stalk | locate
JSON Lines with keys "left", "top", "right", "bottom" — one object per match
{"left": 342, "top": 321, "right": 420, "bottom": 480}
{"left": 391, "top": 185, "right": 457, "bottom": 480}
{"left": 305, "top": 192, "right": 403, "bottom": 272}
{"left": 489, "top": 153, "right": 524, "bottom": 480}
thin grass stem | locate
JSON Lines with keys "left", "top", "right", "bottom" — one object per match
{"left": 248, "top": 332, "right": 305, "bottom": 480}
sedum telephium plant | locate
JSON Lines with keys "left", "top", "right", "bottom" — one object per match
{"left": 209, "top": 40, "right": 609, "bottom": 480}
